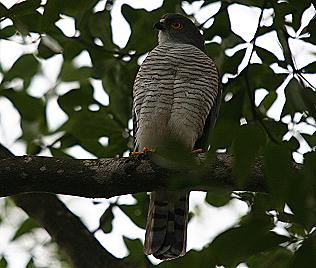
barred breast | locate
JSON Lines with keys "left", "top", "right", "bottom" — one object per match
{"left": 133, "top": 42, "right": 219, "bottom": 151}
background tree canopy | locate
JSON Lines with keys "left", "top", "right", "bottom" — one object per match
{"left": 0, "top": 0, "right": 316, "bottom": 267}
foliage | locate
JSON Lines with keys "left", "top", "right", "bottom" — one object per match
{"left": 0, "top": 0, "right": 316, "bottom": 267}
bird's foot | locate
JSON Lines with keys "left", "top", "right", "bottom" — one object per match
{"left": 130, "top": 147, "right": 154, "bottom": 156}
{"left": 192, "top": 148, "right": 203, "bottom": 154}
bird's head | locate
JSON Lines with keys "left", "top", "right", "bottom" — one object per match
{"left": 153, "top": 13, "right": 205, "bottom": 51}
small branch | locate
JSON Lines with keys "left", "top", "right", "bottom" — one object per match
{"left": 0, "top": 153, "right": 269, "bottom": 198}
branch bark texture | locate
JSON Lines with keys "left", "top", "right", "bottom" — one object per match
{"left": 0, "top": 152, "right": 268, "bottom": 198}
{"left": 0, "top": 145, "right": 132, "bottom": 268}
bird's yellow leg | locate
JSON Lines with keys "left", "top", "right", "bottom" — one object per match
{"left": 192, "top": 148, "right": 203, "bottom": 154}
{"left": 130, "top": 147, "right": 154, "bottom": 156}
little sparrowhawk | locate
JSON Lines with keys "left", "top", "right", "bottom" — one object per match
{"left": 132, "top": 13, "right": 221, "bottom": 260}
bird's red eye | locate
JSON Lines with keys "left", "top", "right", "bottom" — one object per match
{"left": 171, "top": 22, "right": 183, "bottom": 30}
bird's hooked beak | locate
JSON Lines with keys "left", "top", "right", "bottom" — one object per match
{"left": 153, "top": 18, "right": 166, "bottom": 30}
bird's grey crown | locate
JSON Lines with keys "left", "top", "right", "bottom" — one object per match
{"left": 155, "top": 13, "right": 205, "bottom": 52}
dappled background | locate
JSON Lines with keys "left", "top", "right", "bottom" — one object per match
{"left": 0, "top": 0, "right": 316, "bottom": 267}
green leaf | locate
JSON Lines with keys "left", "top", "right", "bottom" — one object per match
{"left": 7, "top": 0, "right": 42, "bottom": 35}
{"left": 208, "top": 221, "right": 288, "bottom": 267}
{"left": 282, "top": 79, "right": 316, "bottom": 117}
{"left": 1, "top": 89, "right": 44, "bottom": 121}
{"left": 0, "top": 2, "right": 8, "bottom": 18}
{"left": 205, "top": 42, "right": 226, "bottom": 72}
{"left": 247, "top": 63, "right": 285, "bottom": 91}
{"left": 256, "top": 25, "right": 274, "bottom": 37}
{"left": 290, "top": 233, "right": 316, "bottom": 268}
{"left": 87, "top": 11, "right": 114, "bottom": 49}
{"left": 247, "top": 247, "right": 292, "bottom": 268}
{"left": 233, "top": 0, "right": 271, "bottom": 8}
{"left": 233, "top": 123, "right": 266, "bottom": 187}
{"left": 0, "top": 256, "right": 8, "bottom": 268}
{"left": 122, "top": 4, "right": 159, "bottom": 52}
{"left": 3, "top": 54, "right": 39, "bottom": 87}
{"left": 258, "top": 91, "right": 277, "bottom": 115}
{"left": 204, "top": 5, "right": 231, "bottom": 40}
{"left": 26, "top": 258, "right": 36, "bottom": 268}
{"left": 57, "top": 84, "right": 94, "bottom": 115}
{"left": 158, "top": 247, "right": 216, "bottom": 268}
{"left": 62, "top": 109, "right": 121, "bottom": 139}
{"left": 49, "top": 147, "right": 73, "bottom": 158}
{"left": 205, "top": 190, "right": 231, "bottom": 207}
{"left": 123, "top": 237, "right": 147, "bottom": 267}
{"left": 302, "top": 61, "right": 316, "bottom": 73}
{"left": 210, "top": 90, "right": 243, "bottom": 150}
{"left": 222, "top": 48, "right": 246, "bottom": 74}
{"left": 12, "top": 218, "right": 40, "bottom": 240}
{"left": 59, "top": 62, "right": 92, "bottom": 82}
{"left": 7, "top": 0, "right": 41, "bottom": 17}
{"left": 262, "top": 120, "right": 288, "bottom": 142}
{"left": 99, "top": 206, "right": 114, "bottom": 233}
{"left": 256, "top": 47, "right": 279, "bottom": 65}
{"left": 264, "top": 142, "right": 292, "bottom": 200}
{"left": 101, "top": 60, "right": 136, "bottom": 125}
{"left": 0, "top": 25, "right": 16, "bottom": 39}
{"left": 37, "top": 36, "right": 62, "bottom": 59}
{"left": 119, "top": 193, "right": 148, "bottom": 228}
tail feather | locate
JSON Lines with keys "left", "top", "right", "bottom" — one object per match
{"left": 144, "top": 190, "right": 189, "bottom": 260}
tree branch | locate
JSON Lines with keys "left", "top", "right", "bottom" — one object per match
{"left": 0, "top": 144, "right": 132, "bottom": 268}
{"left": 0, "top": 152, "right": 269, "bottom": 198}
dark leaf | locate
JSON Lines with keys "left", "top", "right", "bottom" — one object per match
{"left": 247, "top": 63, "right": 285, "bottom": 91}
{"left": 256, "top": 46, "right": 279, "bottom": 65}
{"left": 282, "top": 79, "right": 316, "bottom": 117}
{"left": 205, "top": 190, "right": 231, "bottom": 207}
{"left": 204, "top": 5, "right": 231, "bottom": 40}
{"left": 0, "top": 257, "right": 8, "bottom": 268}
{"left": 0, "top": 2, "right": 8, "bottom": 18}
{"left": 1, "top": 89, "right": 44, "bottom": 122}
{"left": 99, "top": 206, "right": 114, "bottom": 233}
{"left": 2, "top": 54, "right": 39, "bottom": 88}
{"left": 0, "top": 25, "right": 16, "bottom": 39}
{"left": 233, "top": 123, "right": 266, "bottom": 187}
{"left": 12, "top": 218, "right": 40, "bottom": 240}
{"left": 123, "top": 237, "right": 147, "bottom": 267}
{"left": 290, "top": 233, "right": 316, "bottom": 268}
{"left": 258, "top": 91, "right": 277, "bottom": 115}
{"left": 210, "top": 90, "right": 243, "bottom": 150}
{"left": 222, "top": 48, "right": 246, "bottom": 75}
{"left": 26, "top": 258, "right": 36, "bottom": 268}
{"left": 57, "top": 84, "right": 94, "bottom": 115}
{"left": 247, "top": 247, "right": 292, "bottom": 268}
{"left": 122, "top": 4, "right": 160, "bottom": 52}
{"left": 301, "top": 61, "right": 316, "bottom": 73}
{"left": 59, "top": 62, "right": 92, "bottom": 82}
{"left": 208, "top": 221, "right": 288, "bottom": 267}
{"left": 49, "top": 147, "right": 74, "bottom": 158}
{"left": 119, "top": 193, "right": 148, "bottom": 228}
{"left": 264, "top": 142, "right": 292, "bottom": 200}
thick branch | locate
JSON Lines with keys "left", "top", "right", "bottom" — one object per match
{"left": 0, "top": 153, "right": 268, "bottom": 198}
{"left": 0, "top": 145, "right": 131, "bottom": 268}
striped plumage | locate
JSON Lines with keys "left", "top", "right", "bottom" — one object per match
{"left": 132, "top": 13, "right": 221, "bottom": 260}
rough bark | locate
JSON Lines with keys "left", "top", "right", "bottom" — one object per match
{"left": 0, "top": 152, "right": 268, "bottom": 198}
{"left": 0, "top": 144, "right": 132, "bottom": 268}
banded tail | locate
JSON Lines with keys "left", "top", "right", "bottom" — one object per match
{"left": 144, "top": 190, "right": 189, "bottom": 260}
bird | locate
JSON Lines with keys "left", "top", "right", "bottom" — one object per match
{"left": 132, "top": 13, "right": 221, "bottom": 260}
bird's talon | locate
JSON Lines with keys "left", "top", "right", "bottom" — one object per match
{"left": 143, "top": 147, "right": 153, "bottom": 153}
{"left": 130, "top": 147, "right": 154, "bottom": 156}
{"left": 130, "top": 151, "right": 144, "bottom": 156}
{"left": 192, "top": 148, "right": 203, "bottom": 154}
